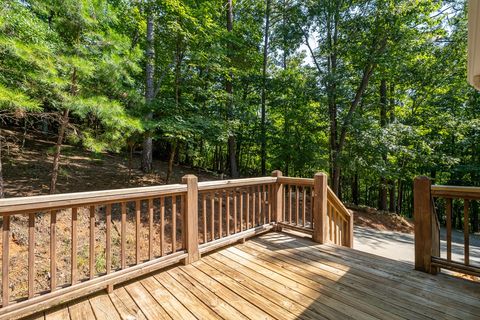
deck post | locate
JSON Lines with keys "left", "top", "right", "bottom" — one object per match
{"left": 414, "top": 176, "right": 437, "bottom": 274}
{"left": 313, "top": 173, "right": 328, "bottom": 244}
{"left": 271, "top": 170, "right": 283, "bottom": 231}
{"left": 182, "top": 174, "right": 200, "bottom": 264}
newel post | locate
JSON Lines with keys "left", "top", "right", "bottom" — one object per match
{"left": 183, "top": 174, "right": 200, "bottom": 264}
{"left": 313, "top": 173, "right": 328, "bottom": 244}
{"left": 414, "top": 176, "right": 436, "bottom": 274}
{"left": 272, "top": 170, "right": 283, "bottom": 230}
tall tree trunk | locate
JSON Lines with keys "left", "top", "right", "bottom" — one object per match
{"left": 378, "top": 79, "right": 388, "bottom": 210}
{"left": 226, "top": 0, "right": 238, "bottom": 178}
{"left": 50, "top": 67, "right": 76, "bottom": 194}
{"left": 327, "top": 8, "right": 340, "bottom": 194}
{"left": 166, "top": 141, "right": 177, "bottom": 184}
{"left": 260, "top": 0, "right": 271, "bottom": 176}
{"left": 388, "top": 180, "right": 395, "bottom": 212}
{"left": 352, "top": 172, "right": 359, "bottom": 205}
{"left": 142, "top": 9, "right": 155, "bottom": 173}
{"left": 397, "top": 179, "right": 403, "bottom": 214}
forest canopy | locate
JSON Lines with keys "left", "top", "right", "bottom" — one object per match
{"left": 0, "top": 0, "right": 478, "bottom": 219}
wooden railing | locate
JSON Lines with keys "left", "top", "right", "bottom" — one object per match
{"left": 276, "top": 172, "right": 353, "bottom": 247}
{"left": 414, "top": 176, "right": 480, "bottom": 277}
{"left": 0, "top": 171, "right": 352, "bottom": 319}
{"left": 327, "top": 187, "right": 354, "bottom": 247}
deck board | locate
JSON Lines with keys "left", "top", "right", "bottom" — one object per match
{"left": 24, "top": 231, "right": 480, "bottom": 320}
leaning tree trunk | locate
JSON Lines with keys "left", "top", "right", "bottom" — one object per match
{"left": 50, "top": 67, "right": 76, "bottom": 194}
{"left": 226, "top": 0, "right": 239, "bottom": 178}
{"left": 142, "top": 9, "right": 155, "bottom": 173}
{"left": 50, "top": 109, "right": 69, "bottom": 194}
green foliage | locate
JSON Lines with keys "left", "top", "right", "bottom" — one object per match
{"left": 0, "top": 0, "right": 477, "bottom": 216}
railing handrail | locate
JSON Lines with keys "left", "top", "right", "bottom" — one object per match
{"left": 277, "top": 176, "right": 314, "bottom": 185}
{"left": 0, "top": 184, "right": 187, "bottom": 214}
{"left": 431, "top": 185, "right": 480, "bottom": 199}
{"left": 198, "top": 177, "right": 277, "bottom": 191}
{"left": 327, "top": 186, "right": 352, "bottom": 219}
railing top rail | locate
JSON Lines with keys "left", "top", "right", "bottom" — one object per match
{"left": 0, "top": 184, "right": 187, "bottom": 214}
{"left": 198, "top": 177, "right": 277, "bottom": 191}
{"left": 327, "top": 186, "right": 352, "bottom": 218}
{"left": 431, "top": 185, "right": 480, "bottom": 199}
{"left": 277, "top": 176, "right": 314, "bottom": 186}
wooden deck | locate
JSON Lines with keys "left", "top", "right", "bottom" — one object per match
{"left": 26, "top": 232, "right": 480, "bottom": 320}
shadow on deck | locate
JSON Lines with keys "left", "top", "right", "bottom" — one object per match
{"left": 27, "top": 231, "right": 480, "bottom": 320}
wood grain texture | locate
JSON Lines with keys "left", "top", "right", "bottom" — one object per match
{"left": 120, "top": 202, "right": 126, "bottom": 269}
{"left": 50, "top": 210, "right": 57, "bottom": 292}
{"left": 28, "top": 213, "right": 35, "bottom": 299}
{"left": 12, "top": 231, "right": 480, "bottom": 320}
{"left": 2, "top": 215, "right": 10, "bottom": 306}
{"left": 71, "top": 208, "right": 77, "bottom": 285}
{"left": 89, "top": 206, "right": 95, "bottom": 279}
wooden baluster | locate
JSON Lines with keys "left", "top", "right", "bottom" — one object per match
{"left": 252, "top": 186, "right": 256, "bottom": 227}
{"left": 210, "top": 192, "right": 215, "bottom": 241}
{"left": 121, "top": 202, "right": 126, "bottom": 269}
{"left": 240, "top": 191, "right": 244, "bottom": 232}
{"left": 180, "top": 195, "right": 185, "bottom": 249}
{"left": 106, "top": 204, "right": 112, "bottom": 273}
{"left": 446, "top": 198, "right": 452, "bottom": 261}
{"left": 89, "top": 206, "right": 95, "bottom": 279}
{"left": 268, "top": 185, "right": 272, "bottom": 223}
{"left": 328, "top": 204, "right": 333, "bottom": 241}
{"left": 302, "top": 187, "right": 306, "bottom": 227}
{"left": 246, "top": 189, "right": 250, "bottom": 229}
{"left": 51, "top": 210, "right": 57, "bottom": 291}
{"left": 28, "top": 213, "right": 35, "bottom": 298}
{"left": 233, "top": 190, "right": 238, "bottom": 233}
{"left": 333, "top": 209, "right": 338, "bottom": 244}
{"left": 283, "top": 185, "right": 286, "bottom": 222}
{"left": 296, "top": 186, "right": 300, "bottom": 225}
{"left": 218, "top": 191, "right": 223, "bottom": 238}
{"left": 136, "top": 200, "right": 141, "bottom": 262}
{"left": 331, "top": 208, "right": 335, "bottom": 244}
{"left": 257, "top": 185, "right": 261, "bottom": 225}
{"left": 288, "top": 185, "right": 292, "bottom": 223}
{"left": 71, "top": 208, "right": 77, "bottom": 285}
{"left": 226, "top": 190, "right": 230, "bottom": 236}
{"left": 148, "top": 199, "right": 153, "bottom": 260}
{"left": 202, "top": 194, "right": 207, "bottom": 243}
{"left": 263, "top": 185, "right": 267, "bottom": 225}
{"left": 2, "top": 215, "right": 10, "bottom": 306}
{"left": 106, "top": 204, "right": 113, "bottom": 293}
{"left": 464, "top": 199, "right": 470, "bottom": 265}
{"left": 258, "top": 186, "right": 261, "bottom": 226}
{"left": 259, "top": 185, "right": 263, "bottom": 225}
{"left": 337, "top": 214, "right": 341, "bottom": 245}
{"left": 160, "top": 197, "right": 165, "bottom": 256}
{"left": 172, "top": 197, "right": 177, "bottom": 253}
{"left": 312, "top": 187, "right": 315, "bottom": 226}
